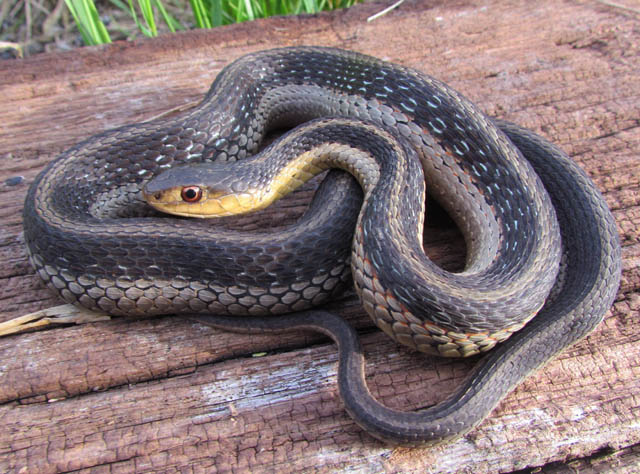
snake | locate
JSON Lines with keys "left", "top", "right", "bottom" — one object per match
{"left": 22, "top": 47, "right": 621, "bottom": 445}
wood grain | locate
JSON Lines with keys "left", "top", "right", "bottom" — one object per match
{"left": 1, "top": 0, "right": 639, "bottom": 472}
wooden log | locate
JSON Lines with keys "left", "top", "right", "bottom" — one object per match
{"left": 1, "top": 0, "right": 639, "bottom": 472}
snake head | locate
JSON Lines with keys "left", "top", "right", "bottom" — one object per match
{"left": 143, "top": 162, "right": 261, "bottom": 218}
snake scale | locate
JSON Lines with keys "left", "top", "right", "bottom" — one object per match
{"left": 23, "top": 47, "right": 621, "bottom": 445}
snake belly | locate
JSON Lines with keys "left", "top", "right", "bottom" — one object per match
{"left": 22, "top": 47, "right": 622, "bottom": 445}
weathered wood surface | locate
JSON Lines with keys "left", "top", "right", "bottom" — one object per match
{"left": 1, "top": 0, "right": 639, "bottom": 472}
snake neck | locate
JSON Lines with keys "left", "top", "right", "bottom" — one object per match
{"left": 144, "top": 118, "right": 423, "bottom": 224}
{"left": 233, "top": 118, "right": 419, "bottom": 219}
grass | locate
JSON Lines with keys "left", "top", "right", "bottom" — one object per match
{"left": 0, "top": 0, "right": 361, "bottom": 55}
{"left": 65, "top": 0, "right": 112, "bottom": 44}
{"left": 65, "top": 0, "right": 361, "bottom": 45}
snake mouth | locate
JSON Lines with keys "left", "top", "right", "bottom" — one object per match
{"left": 142, "top": 161, "right": 263, "bottom": 218}
{"left": 143, "top": 185, "right": 259, "bottom": 218}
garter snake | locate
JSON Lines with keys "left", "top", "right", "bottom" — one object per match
{"left": 23, "top": 47, "right": 621, "bottom": 445}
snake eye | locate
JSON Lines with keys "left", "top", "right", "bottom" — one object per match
{"left": 181, "top": 186, "right": 203, "bottom": 203}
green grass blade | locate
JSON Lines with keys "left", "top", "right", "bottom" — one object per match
{"left": 302, "top": 0, "right": 319, "bottom": 14}
{"left": 209, "top": 0, "right": 225, "bottom": 27}
{"left": 127, "top": 0, "right": 152, "bottom": 37}
{"left": 138, "top": 0, "right": 158, "bottom": 36}
{"left": 152, "top": 0, "right": 183, "bottom": 32}
{"left": 65, "top": 0, "right": 91, "bottom": 44}
{"left": 108, "top": 0, "right": 129, "bottom": 11}
{"left": 243, "top": 0, "right": 254, "bottom": 20}
{"left": 69, "top": 0, "right": 363, "bottom": 45}
{"left": 190, "top": 0, "right": 212, "bottom": 28}
{"left": 230, "top": 0, "right": 248, "bottom": 22}
{"left": 65, "top": 0, "right": 112, "bottom": 45}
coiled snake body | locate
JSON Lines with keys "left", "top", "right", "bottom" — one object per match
{"left": 23, "top": 47, "right": 621, "bottom": 445}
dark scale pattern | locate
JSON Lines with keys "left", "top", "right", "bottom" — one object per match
{"left": 144, "top": 112, "right": 559, "bottom": 354}
{"left": 23, "top": 47, "right": 622, "bottom": 445}
{"left": 24, "top": 46, "right": 562, "bottom": 331}
{"left": 24, "top": 166, "right": 359, "bottom": 317}
{"left": 25, "top": 48, "right": 608, "bottom": 348}
{"left": 192, "top": 116, "right": 620, "bottom": 444}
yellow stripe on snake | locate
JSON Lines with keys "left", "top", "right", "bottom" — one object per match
{"left": 23, "top": 47, "right": 621, "bottom": 445}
